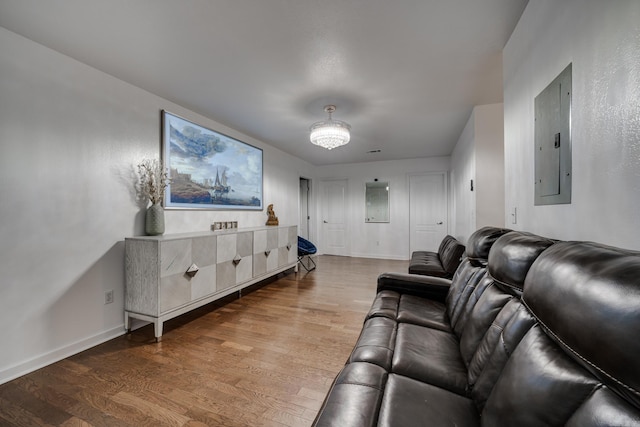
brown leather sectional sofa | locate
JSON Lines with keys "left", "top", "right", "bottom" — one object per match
{"left": 312, "top": 227, "right": 640, "bottom": 426}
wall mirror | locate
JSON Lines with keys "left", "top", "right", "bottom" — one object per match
{"left": 365, "top": 181, "right": 390, "bottom": 223}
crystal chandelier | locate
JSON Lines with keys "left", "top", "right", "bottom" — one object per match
{"left": 309, "top": 105, "right": 351, "bottom": 150}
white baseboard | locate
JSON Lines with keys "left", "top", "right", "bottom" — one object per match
{"left": 0, "top": 325, "right": 125, "bottom": 385}
{"left": 349, "top": 252, "right": 409, "bottom": 261}
{"left": 316, "top": 251, "right": 408, "bottom": 261}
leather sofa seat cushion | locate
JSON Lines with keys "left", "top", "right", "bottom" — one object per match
{"left": 366, "top": 290, "right": 450, "bottom": 331}
{"left": 408, "top": 251, "right": 449, "bottom": 277}
{"left": 313, "top": 362, "right": 388, "bottom": 427}
{"left": 392, "top": 324, "right": 468, "bottom": 395}
{"left": 376, "top": 273, "right": 452, "bottom": 302}
{"left": 391, "top": 284, "right": 523, "bottom": 398}
{"left": 365, "top": 290, "right": 400, "bottom": 320}
{"left": 371, "top": 260, "right": 490, "bottom": 333}
{"left": 348, "top": 317, "right": 397, "bottom": 370}
{"left": 377, "top": 375, "right": 478, "bottom": 427}
{"left": 408, "top": 235, "right": 466, "bottom": 278}
{"left": 396, "top": 295, "right": 449, "bottom": 331}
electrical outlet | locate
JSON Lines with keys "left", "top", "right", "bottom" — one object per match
{"left": 104, "top": 290, "right": 114, "bottom": 305}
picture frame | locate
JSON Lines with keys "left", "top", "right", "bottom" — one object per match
{"left": 162, "top": 110, "right": 263, "bottom": 210}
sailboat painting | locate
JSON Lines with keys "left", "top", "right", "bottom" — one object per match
{"left": 162, "top": 110, "right": 263, "bottom": 210}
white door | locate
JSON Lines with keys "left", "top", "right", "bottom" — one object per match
{"left": 320, "top": 179, "right": 348, "bottom": 256}
{"left": 409, "top": 173, "right": 448, "bottom": 255}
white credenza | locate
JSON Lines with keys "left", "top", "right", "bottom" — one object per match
{"left": 125, "top": 225, "right": 298, "bottom": 340}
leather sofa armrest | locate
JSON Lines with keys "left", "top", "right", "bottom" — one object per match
{"left": 377, "top": 272, "right": 452, "bottom": 302}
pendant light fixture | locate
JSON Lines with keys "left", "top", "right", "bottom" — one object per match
{"left": 309, "top": 105, "right": 351, "bottom": 150}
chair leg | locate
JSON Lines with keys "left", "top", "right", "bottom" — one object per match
{"left": 298, "top": 255, "right": 316, "bottom": 272}
{"left": 307, "top": 256, "right": 317, "bottom": 271}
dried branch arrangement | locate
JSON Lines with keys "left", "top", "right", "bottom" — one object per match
{"left": 137, "top": 158, "right": 171, "bottom": 205}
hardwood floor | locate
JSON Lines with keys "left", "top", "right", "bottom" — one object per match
{"left": 0, "top": 255, "right": 408, "bottom": 427}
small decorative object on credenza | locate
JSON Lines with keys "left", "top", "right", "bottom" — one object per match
{"left": 137, "top": 158, "right": 171, "bottom": 236}
{"left": 211, "top": 221, "right": 238, "bottom": 231}
{"left": 266, "top": 204, "right": 279, "bottom": 226}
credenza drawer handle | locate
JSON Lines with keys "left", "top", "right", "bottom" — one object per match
{"left": 185, "top": 263, "right": 199, "bottom": 277}
{"left": 233, "top": 254, "right": 242, "bottom": 265}
{"left": 265, "top": 250, "right": 271, "bottom": 257}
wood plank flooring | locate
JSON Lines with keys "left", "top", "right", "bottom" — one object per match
{"left": 0, "top": 255, "right": 408, "bottom": 427}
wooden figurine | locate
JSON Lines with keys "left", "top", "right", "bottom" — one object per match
{"left": 266, "top": 204, "right": 279, "bottom": 226}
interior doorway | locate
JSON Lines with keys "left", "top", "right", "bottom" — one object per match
{"left": 320, "top": 179, "right": 349, "bottom": 256}
{"left": 299, "top": 177, "right": 311, "bottom": 239}
{"left": 409, "top": 173, "right": 448, "bottom": 255}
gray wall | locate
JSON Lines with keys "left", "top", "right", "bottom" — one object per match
{"left": 451, "top": 103, "right": 505, "bottom": 244}
{"left": 0, "top": 26, "right": 313, "bottom": 383}
{"left": 504, "top": 0, "right": 640, "bottom": 247}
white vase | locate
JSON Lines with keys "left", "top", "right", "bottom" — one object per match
{"left": 145, "top": 203, "right": 165, "bottom": 236}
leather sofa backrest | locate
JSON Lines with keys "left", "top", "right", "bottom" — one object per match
{"left": 457, "top": 281, "right": 514, "bottom": 368}
{"left": 446, "top": 267, "right": 489, "bottom": 332}
{"left": 438, "top": 235, "right": 466, "bottom": 275}
{"left": 487, "top": 231, "right": 556, "bottom": 294}
{"left": 455, "top": 232, "right": 554, "bottom": 385}
{"left": 468, "top": 299, "right": 536, "bottom": 410}
{"left": 444, "top": 227, "right": 513, "bottom": 332}
{"left": 523, "top": 241, "right": 640, "bottom": 410}
{"left": 481, "top": 241, "right": 640, "bottom": 425}
{"left": 451, "top": 231, "right": 554, "bottom": 339}
{"left": 465, "top": 227, "right": 512, "bottom": 267}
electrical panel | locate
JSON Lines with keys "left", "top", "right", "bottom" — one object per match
{"left": 534, "top": 63, "right": 572, "bottom": 205}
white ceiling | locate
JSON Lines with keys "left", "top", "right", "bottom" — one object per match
{"left": 0, "top": 0, "right": 528, "bottom": 165}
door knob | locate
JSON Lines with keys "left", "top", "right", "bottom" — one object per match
{"left": 437, "top": 221, "right": 443, "bottom": 225}
{"left": 323, "top": 220, "right": 328, "bottom": 223}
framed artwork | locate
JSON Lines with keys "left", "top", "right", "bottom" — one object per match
{"left": 162, "top": 110, "right": 263, "bottom": 210}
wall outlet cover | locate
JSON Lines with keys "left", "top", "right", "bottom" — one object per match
{"left": 104, "top": 290, "right": 114, "bottom": 304}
